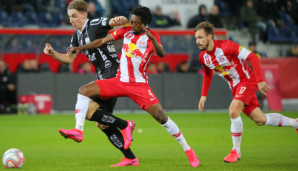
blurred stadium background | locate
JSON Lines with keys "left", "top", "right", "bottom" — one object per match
{"left": 0, "top": 0, "right": 298, "bottom": 114}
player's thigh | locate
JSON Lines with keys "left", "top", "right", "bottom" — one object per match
{"left": 229, "top": 99, "right": 245, "bottom": 119}
{"left": 79, "top": 81, "right": 101, "bottom": 97}
{"left": 128, "top": 83, "right": 160, "bottom": 111}
{"left": 248, "top": 107, "right": 266, "bottom": 125}
{"left": 86, "top": 99, "right": 100, "bottom": 120}
{"left": 91, "top": 97, "right": 117, "bottom": 113}
{"left": 95, "top": 78, "right": 127, "bottom": 99}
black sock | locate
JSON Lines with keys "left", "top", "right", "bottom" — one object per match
{"left": 102, "top": 126, "right": 136, "bottom": 159}
{"left": 90, "top": 109, "right": 128, "bottom": 130}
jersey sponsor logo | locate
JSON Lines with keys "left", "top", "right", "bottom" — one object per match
{"left": 107, "top": 44, "right": 116, "bottom": 53}
{"left": 214, "top": 65, "right": 228, "bottom": 75}
{"left": 102, "top": 18, "right": 107, "bottom": 26}
{"left": 124, "top": 32, "right": 134, "bottom": 39}
{"left": 105, "top": 60, "right": 111, "bottom": 68}
{"left": 123, "top": 43, "right": 144, "bottom": 58}
{"left": 85, "top": 37, "right": 90, "bottom": 44}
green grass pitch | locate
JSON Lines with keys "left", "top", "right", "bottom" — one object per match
{"left": 0, "top": 112, "right": 297, "bottom": 171}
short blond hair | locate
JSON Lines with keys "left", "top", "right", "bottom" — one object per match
{"left": 194, "top": 21, "right": 215, "bottom": 39}
{"left": 67, "top": 0, "right": 88, "bottom": 13}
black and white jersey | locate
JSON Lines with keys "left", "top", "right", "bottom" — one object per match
{"left": 70, "top": 18, "right": 119, "bottom": 80}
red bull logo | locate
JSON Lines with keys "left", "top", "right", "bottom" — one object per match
{"left": 123, "top": 43, "right": 144, "bottom": 59}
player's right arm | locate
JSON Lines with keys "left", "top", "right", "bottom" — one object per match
{"left": 67, "top": 35, "right": 114, "bottom": 55}
{"left": 44, "top": 43, "right": 76, "bottom": 65}
{"left": 198, "top": 53, "right": 213, "bottom": 111}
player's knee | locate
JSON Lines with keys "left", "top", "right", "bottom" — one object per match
{"left": 96, "top": 122, "right": 109, "bottom": 130}
{"left": 229, "top": 109, "right": 239, "bottom": 119}
{"left": 254, "top": 119, "right": 266, "bottom": 126}
{"left": 78, "top": 86, "right": 90, "bottom": 97}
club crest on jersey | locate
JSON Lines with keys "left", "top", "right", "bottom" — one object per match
{"left": 80, "top": 39, "right": 83, "bottom": 46}
{"left": 203, "top": 54, "right": 209, "bottom": 58}
{"left": 124, "top": 32, "right": 134, "bottom": 39}
{"left": 218, "top": 56, "right": 225, "bottom": 62}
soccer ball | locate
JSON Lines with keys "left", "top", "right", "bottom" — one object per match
{"left": 2, "top": 148, "right": 25, "bottom": 168}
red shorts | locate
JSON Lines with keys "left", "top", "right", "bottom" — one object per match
{"left": 95, "top": 78, "right": 160, "bottom": 111}
{"left": 233, "top": 81, "right": 260, "bottom": 116}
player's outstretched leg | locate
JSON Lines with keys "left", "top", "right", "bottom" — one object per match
{"left": 147, "top": 103, "right": 199, "bottom": 167}
{"left": 249, "top": 108, "right": 298, "bottom": 132}
{"left": 90, "top": 109, "right": 135, "bottom": 149}
{"left": 97, "top": 124, "right": 138, "bottom": 167}
{"left": 224, "top": 116, "right": 243, "bottom": 163}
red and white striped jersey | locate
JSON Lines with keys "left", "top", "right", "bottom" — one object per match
{"left": 111, "top": 26, "right": 161, "bottom": 83}
{"left": 199, "top": 40, "right": 263, "bottom": 96}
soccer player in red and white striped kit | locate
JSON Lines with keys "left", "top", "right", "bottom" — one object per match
{"left": 196, "top": 21, "right": 298, "bottom": 163}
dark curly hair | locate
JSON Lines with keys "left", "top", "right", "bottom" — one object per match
{"left": 131, "top": 5, "right": 153, "bottom": 26}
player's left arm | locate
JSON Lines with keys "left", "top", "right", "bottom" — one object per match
{"left": 142, "top": 25, "right": 165, "bottom": 57}
{"left": 109, "top": 16, "right": 127, "bottom": 27}
{"left": 229, "top": 40, "right": 270, "bottom": 95}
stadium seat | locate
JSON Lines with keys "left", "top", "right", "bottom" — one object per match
{"left": 280, "top": 27, "right": 295, "bottom": 42}
{"left": 24, "top": 11, "right": 39, "bottom": 25}
{"left": 0, "top": 10, "right": 10, "bottom": 27}
{"left": 279, "top": 12, "right": 295, "bottom": 28}
{"left": 39, "top": 12, "right": 55, "bottom": 27}
{"left": 53, "top": 12, "right": 64, "bottom": 27}
{"left": 268, "top": 26, "right": 286, "bottom": 43}
{"left": 10, "top": 11, "right": 24, "bottom": 27}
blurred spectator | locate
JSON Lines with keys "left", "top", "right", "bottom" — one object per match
{"left": 18, "top": 60, "right": 37, "bottom": 73}
{"left": 37, "top": 0, "right": 61, "bottom": 14}
{"left": 223, "top": 0, "right": 243, "bottom": 16}
{"left": 207, "top": 5, "right": 224, "bottom": 28}
{"left": 177, "top": 61, "right": 193, "bottom": 73}
{"left": 146, "top": 63, "right": 158, "bottom": 74}
{"left": 239, "top": 0, "right": 267, "bottom": 42}
{"left": 151, "top": 6, "right": 180, "bottom": 28}
{"left": 248, "top": 42, "right": 263, "bottom": 58}
{"left": 286, "top": 43, "right": 298, "bottom": 57}
{"left": 156, "top": 62, "right": 170, "bottom": 74}
{"left": 187, "top": 5, "right": 207, "bottom": 28}
{"left": 87, "top": 2, "right": 103, "bottom": 20}
{"left": 170, "top": 10, "right": 181, "bottom": 26}
{"left": 0, "top": 60, "right": 16, "bottom": 113}
{"left": 262, "top": 0, "right": 281, "bottom": 27}
{"left": 277, "top": 0, "right": 292, "bottom": 14}
{"left": 85, "top": 0, "right": 105, "bottom": 16}
{"left": 78, "top": 62, "right": 94, "bottom": 74}
{"left": 18, "top": 0, "right": 37, "bottom": 14}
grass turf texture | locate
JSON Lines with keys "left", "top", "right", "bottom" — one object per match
{"left": 0, "top": 112, "right": 297, "bottom": 171}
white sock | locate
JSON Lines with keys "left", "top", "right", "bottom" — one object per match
{"left": 265, "top": 113, "right": 298, "bottom": 128}
{"left": 162, "top": 117, "right": 190, "bottom": 152}
{"left": 74, "top": 94, "right": 90, "bottom": 131}
{"left": 231, "top": 116, "right": 243, "bottom": 154}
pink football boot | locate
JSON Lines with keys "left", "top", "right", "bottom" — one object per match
{"left": 185, "top": 147, "right": 199, "bottom": 167}
{"left": 59, "top": 128, "right": 83, "bottom": 143}
{"left": 110, "top": 158, "right": 139, "bottom": 167}
{"left": 121, "top": 120, "right": 135, "bottom": 149}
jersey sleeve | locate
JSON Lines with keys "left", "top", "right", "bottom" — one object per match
{"left": 90, "top": 17, "right": 113, "bottom": 33}
{"left": 70, "top": 31, "right": 79, "bottom": 48}
{"left": 226, "top": 40, "right": 251, "bottom": 60}
{"left": 199, "top": 53, "right": 213, "bottom": 96}
{"left": 226, "top": 40, "right": 264, "bottom": 83}
{"left": 111, "top": 27, "right": 128, "bottom": 41}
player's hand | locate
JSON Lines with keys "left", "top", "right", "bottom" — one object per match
{"left": 109, "top": 16, "right": 127, "bottom": 26}
{"left": 258, "top": 81, "right": 270, "bottom": 95}
{"left": 198, "top": 96, "right": 207, "bottom": 111}
{"left": 67, "top": 46, "right": 81, "bottom": 56}
{"left": 142, "top": 24, "right": 154, "bottom": 40}
{"left": 44, "top": 43, "right": 55, "bottom": 56}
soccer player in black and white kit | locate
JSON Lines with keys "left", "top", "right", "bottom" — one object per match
{"left": 44, "top": 0, "right": 139, "bottom": 167}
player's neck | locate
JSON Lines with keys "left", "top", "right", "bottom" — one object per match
{"left": 78, "top": 19, "right": 88, "bottom": 32}
{"left": 207, "top": 40, "right": 214, "bottom": 52}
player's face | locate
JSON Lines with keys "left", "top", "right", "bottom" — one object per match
{"left": 130, "top": 15, "right": 144, "bottom": 35}
{"left": 67, "top": 9, "right": 87, "bottom": 31}
{"left": 195, "top": 29, "right": 209, "bottom": 51}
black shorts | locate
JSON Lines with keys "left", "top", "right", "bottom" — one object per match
{"left": 90, "top": 97, "right": 117, "bottom": 113}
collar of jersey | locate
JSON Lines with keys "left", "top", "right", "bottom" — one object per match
{"left": 78, "top": 19, "right": 89, "bottom": 34}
